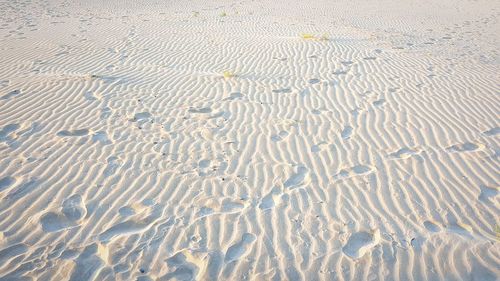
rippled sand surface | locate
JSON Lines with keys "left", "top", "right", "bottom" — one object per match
{"left": 0, "top": 0, "right": 499, "bottom": 280}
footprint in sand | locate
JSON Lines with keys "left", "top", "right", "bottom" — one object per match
{"left": 341, "top": 125, "right": 353, "bottom": 139}
{"left": 103, "top": 156, "right": 122, "bottom": 177}
{"left": 98, "top": 219, "right": 151, "bottom": 242}
{"left": 389, "top": 148, "right": 418, "bottom": 159}
{"left": 224, "top": 233, "right": 256, "bottom": 263}
{"left": 198, "top": 159, "right": 211, "bottom": 170}
{"left": 363, "top": 56, "right": 377, "bottom": 61}
{"left": 372, "top": 99, "right": 386, "bottom": 107}
{"left": 342, "top": 229, "right": 380, "bottom": 259}
{"left": 92, "top": 131, "right": 111, "bottom": 144}
{"left": 118, "top": 206, "right": 136, "bottom": 218}
{"left": 311, "top": 141, "right": 327, "bottom": 152}
{"left": 195, "top": 197, "right": 247, "bottom": 218}
{"left": 6, "top": 179, "right": 39, "bottom": 201}
{"left": 105, "top": 64, "right": 115, "bottom": 71}
{"left": 311, "top": 109, "right": 321, "bottom": 115}
{"left": 447, "top": 142, "right": 484, "bottom": 153}
{"left": 259, "top": 193, "right": 276, "bottom": 210}
{"left": 333, "top": 70, "right": 348, "bottom": 75}
{"left": 164, "top": 250, "right": 206, "bottom": 280}
{"left": 197, "top": 207, "right": 214, "bottom": 218}
{"left": 132, "top": 111, "right": 153, "bottom": 122}
{"left": 283, "top": 166, "right": 310, "bottom": 189}
{"left": 272, "top": 88, "right": 292, "bottom": 94}
{"left": 271, "top": 130, "right": 289, "bottom": 142}
{"left": 447, "top": 222, "right": 473, "bottom": 237}
{"left": 84, "top": 91, "right": 99, "bottom": 101}
{"left": 188, "top": 107, "right": 212, "bottom": 114}
{"left": 221, "top": 199, "right": 246, "bottom": 213}
{"left": 40, "top": 194, "right": 87, "bottom": 232}
{"left": 483, "top": 127, "right": 499, "bottom": 136}
{"left": 57, "top": 129, "right": 89, "bottom": 137}
{"left": 334, "top": 165, "right": 374, "bottom": 180}
{"left": 478, "top": 185, "right": 498, "bottom": 202}
{"left": 308, "top": 78, "right": 320, "bottom": 84}
{"left": 423, "top": 220, "right": 442, "bottom": 232}
{"left": 0, "top": 243, "right": 28, "bottom": 265}
{"left": 0, "top": 122, "right": 39, "bottom": 146}
{"left": 0, "top": 176, "right": 17, "bottom": 192}
{"left": 223, "top": 92, "right": 244, "bottom": 101}
{"left": 388, "top": 87, "right": 400, "bottom": 93}
{"left": 68, "top": 243, "right": 110, "bottom": 280}
{"left": 208, "top": 111, "right": 229, "bottom": 120}
{"left": 0, "top": 124, "right": 20, "bottom": 141}
{"left": 1, "top": 89, "right": 20, "bottom": 100}
{"left": 259, "top": 187, "right": 280, "bottom": 210}
{"left": 197, "top": 158, "right": 229, "bottom": 176}
{"left": 100, "top": 107, "right": 112, "bottom": 119}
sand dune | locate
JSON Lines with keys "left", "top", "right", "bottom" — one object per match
{"left": 0, "top": 0, "right": 499, "bottom": 280}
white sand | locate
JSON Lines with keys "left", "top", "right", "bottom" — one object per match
{"left": 0, "top": 0, "right": 499, "bottom": 280}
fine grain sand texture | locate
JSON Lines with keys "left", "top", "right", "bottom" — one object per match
{"left": 0, "top": 0, "right": 499, "bottom": 280}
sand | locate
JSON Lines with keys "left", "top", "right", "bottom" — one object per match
{"left": 0, "top": 0, "right": 499, "bottom": 280}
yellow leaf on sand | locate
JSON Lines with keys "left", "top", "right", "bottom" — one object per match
{"left": 300, "top": 33, "right": 315, "bottom": 39}
{"left": 223, "top": 71, "right": 235, "bottom": 79}
{"left": 300, "top": 33, "right": 330, "bottom": 41}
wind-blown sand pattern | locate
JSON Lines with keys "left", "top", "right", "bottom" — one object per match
{"left": 0, "top": 0, "right": 499, "bottom": 280}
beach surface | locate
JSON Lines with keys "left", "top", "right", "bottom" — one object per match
{"left": 0, "top": 0, "right": 499, "bottom": 280}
